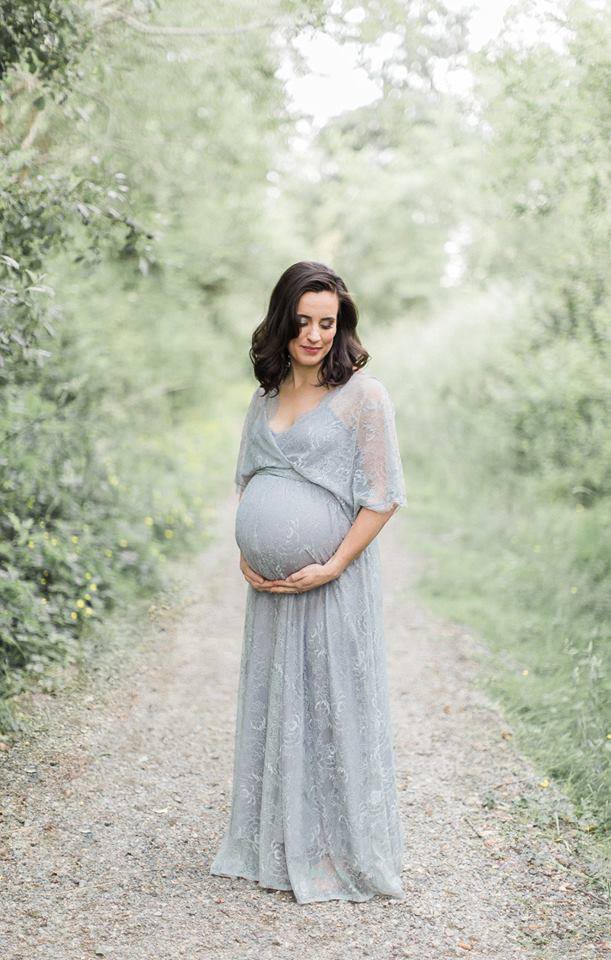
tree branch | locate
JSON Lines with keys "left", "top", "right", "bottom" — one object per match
{"left": 120, "top": 15, "right": 281, "bottom": 37}
{"left": 20, "top": 107, "right": 45, "bottom": 151}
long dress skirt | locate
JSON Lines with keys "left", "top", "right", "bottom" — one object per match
{"left": 209, "top": 461, "right": 406, "bottom": 904}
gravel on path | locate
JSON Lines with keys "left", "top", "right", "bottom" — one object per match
{"left": 0, "top": 494, "right": 608, "bottom": 960}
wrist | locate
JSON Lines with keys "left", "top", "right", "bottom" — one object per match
{"left": 324, "top": 556, "right": 345, "bottom": 579}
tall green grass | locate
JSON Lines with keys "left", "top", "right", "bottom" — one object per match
{"left": 373, "top": 284, "right": 610, "bottom": 840}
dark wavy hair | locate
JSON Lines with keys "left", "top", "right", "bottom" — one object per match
{"left": 250, "top": 260, "right": 370, "bottom": 395}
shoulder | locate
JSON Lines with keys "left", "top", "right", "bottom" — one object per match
{"left": 346, "top": 369, "right": 393, "bottom": 406}
{"left": 328, "top": 369, "right": 395, "bottom": 433}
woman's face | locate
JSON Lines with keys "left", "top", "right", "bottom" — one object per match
{"left": 287, "top": 289, "right": 339, "bottom": 370}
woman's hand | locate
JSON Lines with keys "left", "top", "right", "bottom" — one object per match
{"left": 239, "top": 554, "right": 342, "bottom": 594}
{"left": 260, "top": 561, "right": 342, "bottom": 594}
{"left": 240, "top": 554, "right": 279, "bottom": 589}
{"left": 239, "top": 554, "right": 292, "bottom": 590}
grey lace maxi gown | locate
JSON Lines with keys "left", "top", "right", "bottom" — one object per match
{"left": 209, "top": 368, "right": 408, "bottom": 903}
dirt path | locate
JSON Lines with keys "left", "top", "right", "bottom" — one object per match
{"left": 1, "top": 494, "right": 607, "bottom": 960}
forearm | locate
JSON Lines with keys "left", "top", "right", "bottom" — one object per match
{"left": 324, "top": 504, "right": 398, "bottom": 578}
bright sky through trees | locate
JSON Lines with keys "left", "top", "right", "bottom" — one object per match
{"left": 281, "top": 0, "right": 569, "bottom": 128}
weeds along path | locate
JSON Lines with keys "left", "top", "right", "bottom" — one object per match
{"left": 0, "top": 494, "right": 607, "bottom": 959}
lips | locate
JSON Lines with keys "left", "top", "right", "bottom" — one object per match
{"left": 301, "top": 346, "right": 321, "bottom": 353}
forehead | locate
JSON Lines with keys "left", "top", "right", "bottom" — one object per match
{"left": 296, "top": 289, "right": 339, "bottom": 315}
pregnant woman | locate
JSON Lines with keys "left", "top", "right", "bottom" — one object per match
{"left": 209, "top": 260, "right": 408, "bottom": 904}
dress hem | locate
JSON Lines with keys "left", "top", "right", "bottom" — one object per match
{"left": 209, "top": 864, "right": 406, "bottom": 905}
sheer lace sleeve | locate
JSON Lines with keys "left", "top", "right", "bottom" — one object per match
{"left": 351, "top": 376, "right": 407, "bottom": 515}
{"left": 234, "top": 386, "right": 261, "bottom": 496}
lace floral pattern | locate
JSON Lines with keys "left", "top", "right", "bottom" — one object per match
{"left": 209, "top": 369, "right": 408, "bottom": 903}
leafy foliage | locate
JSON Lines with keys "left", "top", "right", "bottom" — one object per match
{"left": 0, "top": 0, "right": 90, "bottom": 87}
{"left": 0, "top": 0, "right": 292, "bottom": 717}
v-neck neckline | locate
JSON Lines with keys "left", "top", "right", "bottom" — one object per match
{"left": 266, "top": 370, "right": 361, "bottom": 437}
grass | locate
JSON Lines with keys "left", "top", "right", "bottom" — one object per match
{"left": 365, "top": 285, "right": 610, "bottom": 855}
{"left": 397, "top": 455, "right": 610, "bottom": 853}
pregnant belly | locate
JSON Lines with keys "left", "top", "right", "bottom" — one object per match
{"left": 235, "top": 472, "right": 351, "bottom": 581}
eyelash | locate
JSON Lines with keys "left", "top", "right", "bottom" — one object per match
{"left": 297, "top": 319, "right": 335, "bottom": 328}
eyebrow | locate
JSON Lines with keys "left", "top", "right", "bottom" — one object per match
{"left": 296, "top": 313, "right": 337, "bottom": 321}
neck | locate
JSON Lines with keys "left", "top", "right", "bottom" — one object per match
{"left": 286, "top": 360, "right": 324, "bottom": 389}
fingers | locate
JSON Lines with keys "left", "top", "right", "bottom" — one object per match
{"left": 264, "top": 576, "right": 313, "bottom": 592}
{"left": 258, "top": 583, "right": 302, "bottom": 593}
{"left": 243, "top": 573, "right": 298, "bottom": 591}
{"left": 240, "top": 559, "right": 272, "bottom": 586}
{"left": 249, "top": 579, "right": 303, "bottom": 593}
{"left": 240, "top": 563, "right": 316, "bottom": 593}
